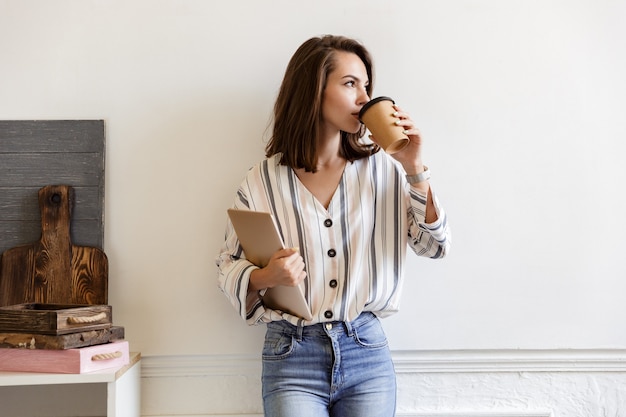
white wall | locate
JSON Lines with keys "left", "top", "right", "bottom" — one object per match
{"left": 2, "top": 0, "right": 626, "bottom": 354}
{"left": 2, "top": 1, "right": 626, "bottom": 415}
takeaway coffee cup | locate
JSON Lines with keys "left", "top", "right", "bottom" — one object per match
{"left": 358, "top": 96, "right": 410, "bottom": 154}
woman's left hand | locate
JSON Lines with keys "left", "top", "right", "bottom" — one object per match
{"left": 388, "top": 105, "right": 436, "bottom": 221}
{"left": 387, "top": 105, "right": 425, "bottom": 174}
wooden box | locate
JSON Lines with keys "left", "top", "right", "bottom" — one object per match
{"left": 0, "top": 304, "right": 112, "bottom": 335}
{"left": 0, "top": 326, "right": 124, "bottom": 350}
{"left": 0, "top": 340, "right": 129, "bottom": 373}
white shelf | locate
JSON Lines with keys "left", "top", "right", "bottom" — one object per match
{"left": 0, "top": 352, "right": 141, "bottom": 417}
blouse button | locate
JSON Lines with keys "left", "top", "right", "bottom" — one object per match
{"left": 324, "top": 219, "right": 333, "bottom": 227}
{"left": 329, "top": 279, "right": 338, "bottom": 288}
{"left": 327, "top": 249, "right": 336, "bottom": 257}
{"left": 324, "top": 310, "right": 333, "bottom": 319}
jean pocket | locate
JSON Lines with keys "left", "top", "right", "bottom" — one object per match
{"left": 262, "top": 331, "right": 296, "bottom": 360}
{"left": 352, "top": 317, "right": 389, "bottom": 349}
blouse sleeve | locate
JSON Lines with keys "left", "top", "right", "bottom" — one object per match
{"left": 214, "top": 174, "right": 272, "bottom": 325}
{"left": 215, "top": 227, "right": 261, "bottom": 326}
{"left": 406, "top": 184, "right": 451, "bottom": 259}
{"left": 215, "top": 180, "right": 289, "bottom": 325}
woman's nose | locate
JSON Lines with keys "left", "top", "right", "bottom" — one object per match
{"left": 358, "top": 88, "right": 370, "bottom": 105}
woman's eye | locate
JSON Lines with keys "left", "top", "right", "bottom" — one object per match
{"left": 345, "top": 80, "right": 356, "bottom": 87}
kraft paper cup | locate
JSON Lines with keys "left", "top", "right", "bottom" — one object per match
{"left": 358, "top": 96, "right": 410, "bottom": 154}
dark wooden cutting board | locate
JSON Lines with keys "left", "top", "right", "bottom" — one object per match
{"left": 0, "top": 185, "right": 108, "bottom": 306}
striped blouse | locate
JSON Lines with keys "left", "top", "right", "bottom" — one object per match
{"left": 216, "top": 151, "right": 451, "bottom": 326}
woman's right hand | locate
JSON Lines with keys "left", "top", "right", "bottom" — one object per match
{"left": 248, "top": 248, "right": 306, "bottom": 293}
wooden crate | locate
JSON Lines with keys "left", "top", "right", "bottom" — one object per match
{"left": 0, "top": 326, "right": 124, "bottom": 350}
{"left": 0, "top": 304, "right": 112, "bottom": 335}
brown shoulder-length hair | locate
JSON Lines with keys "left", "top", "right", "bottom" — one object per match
{"left": 265, "top": 35, "right": 380, "bottom": 172}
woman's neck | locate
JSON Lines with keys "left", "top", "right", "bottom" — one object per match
{"left": 316, "top": 130, "right": 344, "bottom": 169}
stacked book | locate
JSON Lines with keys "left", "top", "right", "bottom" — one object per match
{"left": 0, "top": 303, "right": 128, "bottom": 373}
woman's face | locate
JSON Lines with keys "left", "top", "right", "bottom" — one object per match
{"left": 321, "top": 51, "right": 370, "bottom": 135}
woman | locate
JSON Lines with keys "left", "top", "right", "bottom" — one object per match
{"left": 216, "top": 35, "right": 451, "bottom": 417}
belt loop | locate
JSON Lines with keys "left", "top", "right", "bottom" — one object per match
{"left": 296, "top": 320, "right": 304, "bottom": 341}
{"left": 343, "top": 319, "right": 354, "bottom": 337}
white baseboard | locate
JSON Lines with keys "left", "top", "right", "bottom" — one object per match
{"left": 391, "top": 348, "right": 626, "bottom": 373}
{"left": 142, "top": 348, "right": 626, "bottom": 377}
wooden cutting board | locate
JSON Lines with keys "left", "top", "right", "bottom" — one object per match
{"left": 0, "top": 185, "right": 108, "bottom": 307}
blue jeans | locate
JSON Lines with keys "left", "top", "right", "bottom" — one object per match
{"left": 262, "top": 312, "right": 397, "bottom": 417}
